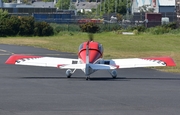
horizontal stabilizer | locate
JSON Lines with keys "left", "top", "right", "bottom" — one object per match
{"left": 58, "top": 64, "right": 86, "bottom": 69}
{"left": 89, "top": 64, "right": 117, "bottom": 70}
{"left": 58, "top": 64, "right": 117, "bottom": 70}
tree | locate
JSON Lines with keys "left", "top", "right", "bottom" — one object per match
{"left": 34, "top": 22, "right": 54, "bottom": 36}
{"left": 138, "top": 5, "right": 155, "bottom": 13}
{"left": 2, "top": 0, "right": 9, "bottom": 3}
{"left": 69, "top": 3, "right": 76, "bottom": 10}
{"left": 19, "top": 16, "right": 35, "bottom": 36}
{"left": 56, "top": 0, "right": 70, "bottom": 9}
{"left": 99, "top": 0, "right": 131, "bottom": 15}
{"left": 0, "top": 9, "right": 9, "bottom": 20}
{"left": 116, "top": 13, "right": 123, "bottom": 21}
{"left": 79, "top": 22, "right": 100, "bottom": 33}
{"left": 42, "top": 0, "right": 53, "bottom": 2}
{"left": 6, "top": 16, "right": 21, "bottom": 36}
{"left": 88, "top": 0, "right": 97, "bottom": 2}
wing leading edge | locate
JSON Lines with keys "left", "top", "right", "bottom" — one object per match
{"left": 5, "top": 55, "right": 176, "bottom": 70}
{"left": 106, "top": 57, "right": 176, "bottom": 69}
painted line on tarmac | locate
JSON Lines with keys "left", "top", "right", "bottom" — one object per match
{"left": 0, "top": 54, "right": 13, "bottom": 55}
{"left": 0, "top": 49, "right": 14, "bottom": 55}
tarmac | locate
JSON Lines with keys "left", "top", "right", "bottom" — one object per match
{"left": 0, "top": 44, "right": 180, "bottom": 115}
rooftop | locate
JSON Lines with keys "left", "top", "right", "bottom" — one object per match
{"left": 32, "top": 2, "right": 55, "bottom": 8}
{"left": 158, "top": 0, "right": 175, "bottom": 6}
{"left": 75, "top": 2, "right": 100, "bottom": 9}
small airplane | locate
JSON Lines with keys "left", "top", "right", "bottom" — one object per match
{"left": 5, "top": 40, "right": 176, "bottom": 80}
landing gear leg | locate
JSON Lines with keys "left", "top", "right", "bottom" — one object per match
{"left": 66, "top": 69, "right": 76, "bottom": 78}
{"left": 108, "top": 70, "right": 117, "bottom": 79}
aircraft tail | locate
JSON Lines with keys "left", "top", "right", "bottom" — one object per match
{"left": 86, "top": 41, "right": 90, "bottom": 64}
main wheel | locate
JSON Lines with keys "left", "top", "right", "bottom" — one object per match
{"left": 111, "top": 70, "right": 117, "bottom": 79}
{"left": 66, "top": 69, "right": 72, "bottom": 78}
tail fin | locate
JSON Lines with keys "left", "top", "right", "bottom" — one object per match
{"left": 86, "top": 41, "right": 90, "bottom": 64}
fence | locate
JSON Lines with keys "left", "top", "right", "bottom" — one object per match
{"left": 52, "top": 23, "right": 122, "bottom": 32}
{"left": 2, "top": 7, "right": 178, "bottom": 30}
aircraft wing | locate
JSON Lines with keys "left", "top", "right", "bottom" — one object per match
{"left": 5, "top": 54, "right": 79, "bottom": 68}
{"left": 104, "top": 57, "right": 176, "bottom": 69}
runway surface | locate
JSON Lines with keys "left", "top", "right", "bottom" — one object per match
{"left": 0, "top": 44, "right": 180, "bottom": 115}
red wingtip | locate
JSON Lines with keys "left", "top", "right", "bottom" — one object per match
{"left": 144, "top": 57, "right": 176, "bottom": 66}
{"left": 5, "top": 54, "right": 41, "bottom": 64}
{"left": 57, "top": 64, "right": 65, "bottom": 68}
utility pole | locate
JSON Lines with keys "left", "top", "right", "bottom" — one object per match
{"left": 108, "top": 0, "right": 109, "bottom": 14}
{"left": 61, "top": 0, "right": 62, "bottom": 9}
{"left": 176, "top": 0, "right": 180, "bottom": 26}
{"left": 104, "top": 0, "right": 106, "bottom": 14}
{"left": 126, "top": 0, "right": 128, "bottom": 19}
{"left": 69, "top": 0, "right": 71, "bottom": 10}
{"left": 96, "top": 0, "right": 98, "bottom": 15}
{"left": 115, "top": 0, "right": 117, "bottom": 14}
{"left": 100, "top": 0, "right": 101, "bottom": 15}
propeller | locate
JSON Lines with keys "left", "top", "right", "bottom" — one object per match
{"left": 88, "top": 33, "right": 94, "bottom": 41}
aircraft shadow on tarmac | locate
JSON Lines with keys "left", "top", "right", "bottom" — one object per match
{"left": 82, "top": 77, "right": 180, "bottom": 81}
{"left": 18, "top": 76, "right": 180, "bottom": 81}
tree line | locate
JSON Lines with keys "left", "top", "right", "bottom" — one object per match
{"left": 0, "top": 9, "right": 54, "bottom": 37}
{"left": 2, "top": 0, "right": 131, "bottom": 17}
{"left": 56, "top": 0, "right": 131, "bottom": 15}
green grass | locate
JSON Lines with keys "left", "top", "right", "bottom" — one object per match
{"left": 0, "top": 31, "right": 179, "bottom": 73}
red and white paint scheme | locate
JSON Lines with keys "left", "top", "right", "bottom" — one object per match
{"left": 5, "top": 41, "right": 176, "bottom": 80}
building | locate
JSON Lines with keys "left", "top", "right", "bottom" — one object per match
{"left": 0, "top": 0, "right": 56, "bottom": 15}
{"left": 131, "top": 0, "right": 176, "bottom": 23}
{"left": 0, "top": 0, "right": 2, "bottom": 7}
{"left": 75, "top": 1, "right": 101, "bottom": 13}
{"left": 176, "top": 0, "right": 180, "bottom": 25}
{"left": 32, "top": 2, "right": 55, "bottom": 8}
{"left": 132, "top": 0, "right": 176, "bottom": 13}
{"left": 0, "top": 0, "right": 55, "bottom": 8}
